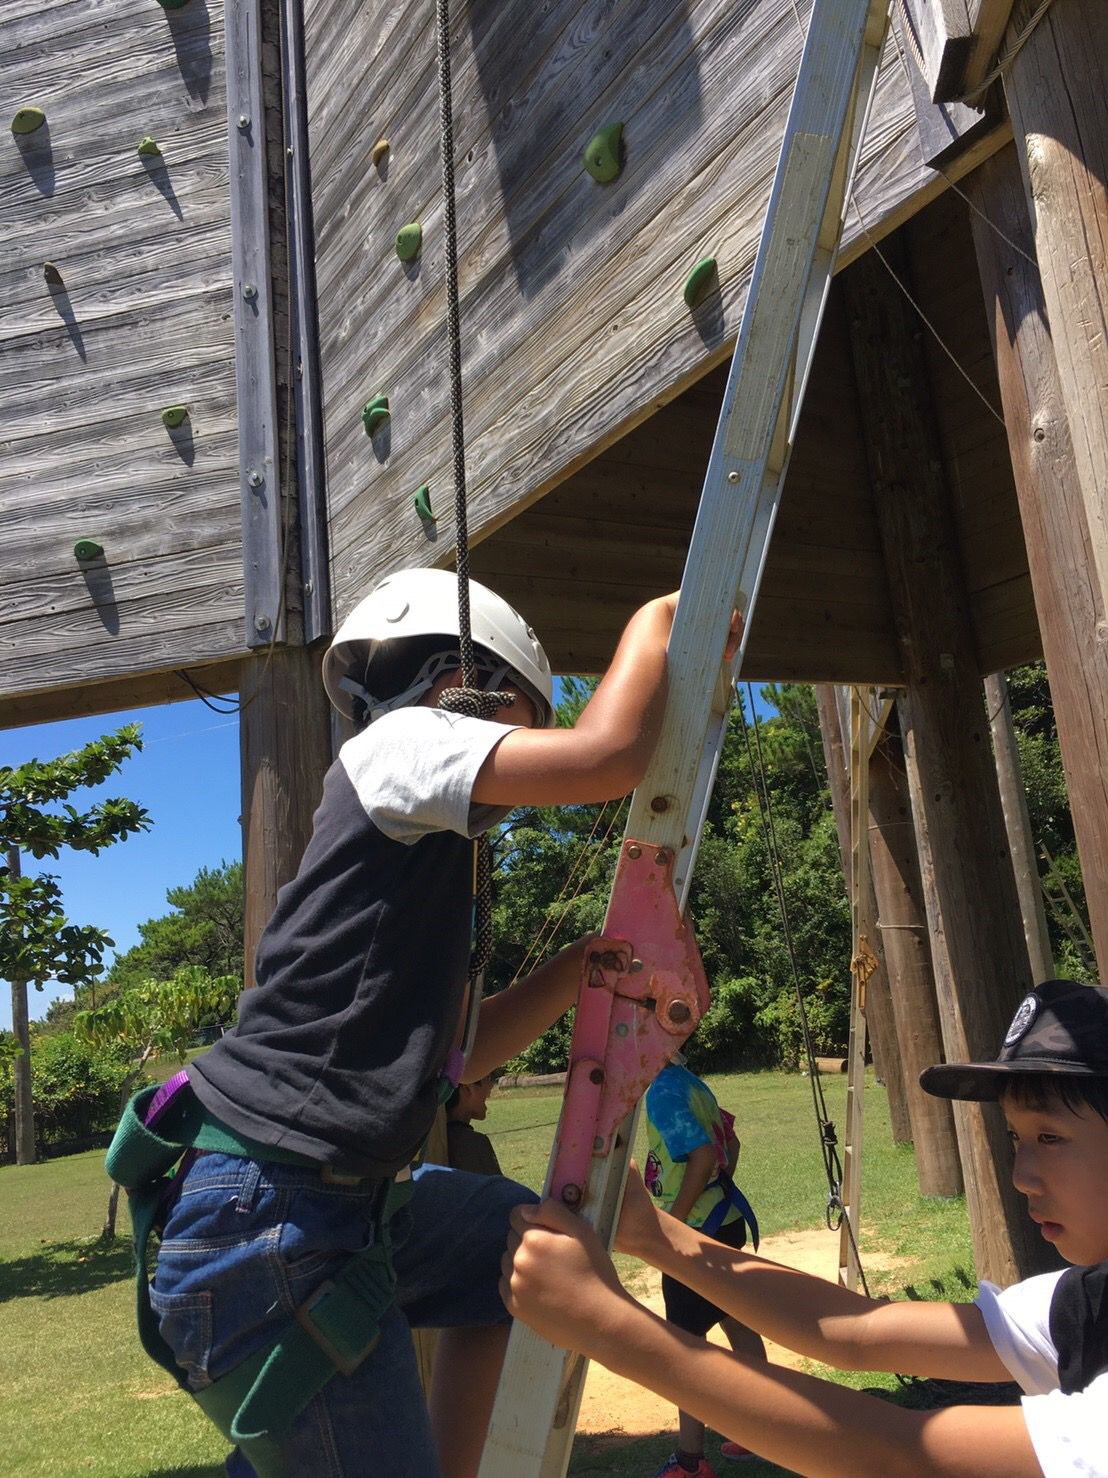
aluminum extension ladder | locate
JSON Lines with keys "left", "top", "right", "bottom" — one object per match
{"left": 478, "top": 3, "right": 892, "bottom": 1472}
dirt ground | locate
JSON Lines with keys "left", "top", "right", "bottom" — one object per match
{"left": 575, "top": 1226, "right": 844, "bottom": 1437}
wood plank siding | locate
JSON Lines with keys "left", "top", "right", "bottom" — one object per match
{"left": 0, "top": 0, "right": 243, "bottom": 719}
{"left": 305, "top": 0, "right": 1023, "bottom": 686}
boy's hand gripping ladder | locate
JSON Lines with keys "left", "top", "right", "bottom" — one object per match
{"left": 479, "top": 1, "right": 892, "bottom": 1472}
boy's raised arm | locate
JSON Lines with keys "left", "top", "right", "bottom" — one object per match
{"left": 460, "top": 938, "right": 629, "bottom": 1081}
{"left": 472, "top": 593, "right": 680, "bottom": 807}
{"left": 501, "top": 1199, "right": 1041, "bottom": 1478}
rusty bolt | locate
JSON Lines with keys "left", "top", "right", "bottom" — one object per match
{"left": 589, "top": 1067, "right": 605, "bottom": 1085}
{"left": 593, "top": 1135, "right": 605, "bottom": 1151}
{"left": 650, "top": 795, "right": 668, "bottom": 813}
{"left": 654, "top": 850, "right": 667, "bottom": 865}
{"left": 561, "top": 1183, "right": 582, "bottom": 1207}
{"left": 630, "top": 959, "right": 643, "bottom": 973}
{"left": 627, "top": 844, "right": 641, "bottom": 860}
{"left": 615, "top": 1022, "right": 629, "bottom": 1037}
{"left": 667, "top": 1001, "right": 692, "bottom": 1025}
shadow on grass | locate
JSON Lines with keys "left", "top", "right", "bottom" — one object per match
{"left": 146, "top": 1469, "right": 225, "bottom": 1477}
{"left": 0, "top": 1236, "right": 133, "bottom": 1302}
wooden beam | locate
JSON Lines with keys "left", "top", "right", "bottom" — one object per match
{"left": 814, "top": 685, "right": 912, "bottom": 1148}
{"left": 898, "top": 0, "right": 1016, "bottom": 102}
{"left": 984, "top": 671, "right": 1054, "bottom": 983}
{"left": 239, "top": 644, "right": 332, "bottom": 993}
{"left": 868, "top": 711, "right": 964, "bottom": 1198}
{"left": 0, "top": 659, "right": 244, "bottom": 733}
{"left": 897, "top": 0, "right": 976, "bottom": 102}
{"left": 967, "top": 143, "right": 1108, "bottom": 976}
{"left": 962, "top": 1, "right": 1020, "bottom": 97}
{"left": 843, "top": 239, "right": 1053, "bottom": 1283}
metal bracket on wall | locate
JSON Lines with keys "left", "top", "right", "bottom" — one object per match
{"left": 227, "top": 0, "right": 284, "bottom": 649}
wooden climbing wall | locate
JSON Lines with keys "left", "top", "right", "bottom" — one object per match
{"left": 303, "top": 0, "right": 981, "bottom": 626}
{"left": 0, "top": 0, "right": 243, "bottom": 719}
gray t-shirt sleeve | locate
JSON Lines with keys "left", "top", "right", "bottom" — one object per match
{"left": 340, "top": 706, "right": 521, "bottom": 842}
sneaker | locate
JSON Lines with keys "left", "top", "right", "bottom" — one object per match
{"left": 720, "top": 1439, "right": 758, "bottom": 1462}
{"left": 653, "top": 1456, "right": 717, "bottom": 1478}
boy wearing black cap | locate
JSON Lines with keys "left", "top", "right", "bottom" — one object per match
{"left": 501, "top": 979, "right": 1108, "bottom": 1477}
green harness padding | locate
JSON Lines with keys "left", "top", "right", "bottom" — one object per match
{"left": 107, "top": 1083, "right": 413, "bottom": 1478}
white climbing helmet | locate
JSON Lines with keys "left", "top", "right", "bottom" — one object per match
{"left": 323, "top": 567, "right": 555, "bottom": 728}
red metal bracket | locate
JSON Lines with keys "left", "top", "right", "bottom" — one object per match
{"left": 550, "top": 839, "right": 710, "bottom": 1208}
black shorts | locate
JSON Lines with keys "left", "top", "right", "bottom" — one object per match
{"left": 661, "top": 1214, "right": 747, "bottom": 1337}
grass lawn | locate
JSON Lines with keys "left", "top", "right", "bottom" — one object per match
{"left": 0, "top": 1070, "right": 976, "bottom": 1476}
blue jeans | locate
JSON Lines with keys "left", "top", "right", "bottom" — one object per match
{"left": 150, "top": 1153, "right": 538, "bottom": 1476}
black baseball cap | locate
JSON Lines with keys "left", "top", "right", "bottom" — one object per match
{"left": 920, "top": 979, "right": 1108, "bottom": 1102}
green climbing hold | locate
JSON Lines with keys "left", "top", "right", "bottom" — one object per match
{"left": 362, "top": 395, "right": 390, "bottom": 437}
{"left": 74, "top": 540, "right": 104, "bottom": 561}
{"left": 413, "top": 485, "right": 434, "bottom": 522}
{"left": 683, "top": 256, "right": 718, "bottom": 309}
{"left": 162, "top": 405, "right": 189, "bottom": 429}
{"left": 43, "top": 262, "right": 63, "bottom": 285}
{"left": 395, "top": 223, "right": 422, "bottom": 262}
{"left": 11, "top": 106, "right": 46, "bottom": 136}
{"left": 138, "top": 136, "right": 161, "bottom": 157}
{"left": 583, "top": 123, "right": 624, "bottom": 184}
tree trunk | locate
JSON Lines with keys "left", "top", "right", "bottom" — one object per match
{"left": 8, "top": 848, "right": 35, "bottom": 1166}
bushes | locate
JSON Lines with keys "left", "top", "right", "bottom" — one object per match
{"left": 0, "top": 1031, "right": 131, "bottom": 1152}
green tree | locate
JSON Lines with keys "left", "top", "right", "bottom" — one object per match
{"left": 1, "top": 727, "right": 149, "bottom": 1163}
{"left": 102, "top": 860, "right": 244, "bottom": 997}
{"left": 76, "top": 966, "right": 236, "bottom": 1237}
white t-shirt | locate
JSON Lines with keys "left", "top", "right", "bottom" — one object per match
{"left": 976, "top": 1268, "right": 1108, "bottom": 1476}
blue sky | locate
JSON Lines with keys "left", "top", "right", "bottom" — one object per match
{"left": 1, "top": 699, "right": 242, "bottom": 1030}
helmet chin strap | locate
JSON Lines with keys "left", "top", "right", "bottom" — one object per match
{"left": 342, "top": 650, "right": 520, "bottom": 725}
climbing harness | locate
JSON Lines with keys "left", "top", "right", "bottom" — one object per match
{"left": 107, "top": 1072, "right": 414, "bottom": 1477}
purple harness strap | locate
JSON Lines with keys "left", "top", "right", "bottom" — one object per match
{"left": 145, "top": 1069, "right": 191, "bottom": 1127}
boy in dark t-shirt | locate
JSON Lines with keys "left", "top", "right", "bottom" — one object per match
{"left": 145, "top": 568, "right": 736, "bottom": 1478}
{"left": 504, "top": 979, "right": 1108, "bottom": 1477}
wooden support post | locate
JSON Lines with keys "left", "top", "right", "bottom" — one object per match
{"left": 967, "top": 142, "right": 1108, "bottom": 978}
{"left": 1003, "top": 0, "right": 1108, "bottom": 634}
{"left": 814, "top": 686, "right": 912, "bottom": 1145}
{"left": 984, "top": 672, "right": 1054, "bottom": 983}
{"left": 838, "top": 688, "right": 872, "bottom": 1289}
{"left": 868, "top": 715, "right": 963, "bottom": 1198}
{"left": 240, "top": 645, "right": 333, "bottom": 991}
{"left": 843, "top": 240, "right": 1052, "bottom": 1284}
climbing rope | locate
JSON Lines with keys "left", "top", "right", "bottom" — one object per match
{"left": 431, "top": 0, "right": 511, "bottom": 990}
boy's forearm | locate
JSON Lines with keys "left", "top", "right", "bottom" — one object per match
{"left": 464, "top": 942, "right": 584, "bottom": 1080}
{"left": 636, "top": 1214, "right": 1008, "bottom": 1381}
{"left": 586, "top": 1301, "right": 1039, "bottom": 1478}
